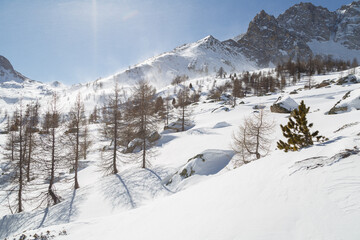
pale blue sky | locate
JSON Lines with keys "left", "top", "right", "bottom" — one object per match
{"left": 0, "top": 0, "right": 353, "bottom": 84}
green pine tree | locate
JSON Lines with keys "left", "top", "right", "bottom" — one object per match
{"left": 277, "top": 100, "right": 327, "bottom": 152}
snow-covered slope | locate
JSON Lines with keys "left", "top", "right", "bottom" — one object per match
{"left": 100, "top": 35, "right": 257, "bottom": 88}
{"left": 1, "top": 68, "right": 360, "bottom": 239}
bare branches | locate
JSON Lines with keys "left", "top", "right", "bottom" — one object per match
{"left": 232, "top": 110, "right": 274, "bottom": 167}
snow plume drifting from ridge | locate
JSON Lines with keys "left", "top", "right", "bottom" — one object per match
{"left": 101, "top": 35, "right": 257, "bottom": 89}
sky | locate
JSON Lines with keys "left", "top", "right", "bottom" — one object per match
{"left": 0, "top": 0, "right": 354, "bottom": 85}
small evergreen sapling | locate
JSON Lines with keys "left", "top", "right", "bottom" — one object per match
{"left": 277, "top": 100, "right": 327, "bottom": 152}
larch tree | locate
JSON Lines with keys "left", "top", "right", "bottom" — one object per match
{"left": 176, "top": 86, "right": 192, "bottom": 131}
{"left": 24, "top": 101, "right": 40, "bottom": 182}
{"left": 4, "top": 105, "right": 27, "bottom": 213}
{"left": 68, "top": 93, "right": 86, "bottom": 189}
{"left": 232, "top": 109, "right": 274, "bottom": 166}
{"left": 101, "top": 83, "right": 123, "bottom": 174}
{"left": 232, "top": 77, "right": 243, "bottom": 107}
{"left": 39, "top": 93, "right": 65, "bottom": 206}
{"left": 128, "top": 80, "right": 159, "bottom": 168}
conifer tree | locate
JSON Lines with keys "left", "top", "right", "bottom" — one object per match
{"left": 277, "top": 100, "right": 327, "bottom": 152}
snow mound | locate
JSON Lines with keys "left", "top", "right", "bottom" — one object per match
{"left": 166, "top": 149, "right": 234, "bottom": 187}
{"left": 213, "top": 121, "right": 231, "bottom": 128}
{"left": 336, "top": 74, "right": 360, "bottom": 85}
{"left": 270, "top": 96, "right": 298, "bottom": 113}
{"left": 289, "top": 147, "right": 360, "bottom": 175}
{"left": 328, "top": 88, "right": 360, "bottom": 114}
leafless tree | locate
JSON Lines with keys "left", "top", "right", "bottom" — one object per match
{"left": 68, "top": 93, "right": 85, "bottom": 189}
{"left": 101, "top": 83, "right": 123, "bottom": 174}
{"left": 39, "top": 93, "right": 65, "bottom": 206}
{"left": 176, "top": 86, "right": 192, "bottom": 131}
{"left": 4, "top": 105, "right": 26, "bottom": 213}
{"left": 128, "top": 80, "right": 159, "bottom": 168}
{"left": 232, "top": 110, "right": 274, "bottom": 167}
{"left": 80, "top": 125, "right": 92, "bottom": 160}
{"left": 24, "top": 101, "right": 40, "bottom": 182}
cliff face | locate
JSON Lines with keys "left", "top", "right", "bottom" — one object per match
{"left": 0, "top": 55, "right": 28, "bottom": 83}
{"left": 235, "top": 1, "right": 360, "bottom": 66}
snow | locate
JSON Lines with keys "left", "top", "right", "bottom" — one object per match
{"left": 273, "top": 95, "right": 298, "bottom": 111}
{"left": 307, "top": 40, "right": 360, "bottom": 61}
{"left": 213, "top": 121, "right": 231, "bottom": 128}
{"left": 1, "top": 68, "right": 360, "bottom": 239}
{"left": 331, "top": 87, "right": 360, "bottom": 113}
{"left": 165, "top": 149, "right": 234, "bottom": 189}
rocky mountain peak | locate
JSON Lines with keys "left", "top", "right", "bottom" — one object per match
{"left": 277, "top": 2, "right": 336, "bottom": 42}
{"left": 0, "top": 55, "right": 27, "bottom": 83}
{"left": 230, "top": 1, "right": 360, "bottom": 67}
{"left": 335, "top": 1, "right": 360, "bottom": 49}
{"left": 251, "top": 10, "right": 276, "bottom": 26}
{"left": 338, "top": 1, "right": 360, "bottom": 13}
{"left": 196, "top": 35, "right": 221, "bottom": 47}
{"left": 0, "top": 55, "right": 15, "bottom": 72}
{"left": 238, "top": 8, "right": 308, "bottom": 67}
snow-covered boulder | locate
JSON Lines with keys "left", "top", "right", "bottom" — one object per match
{"left": 336, "top": 74, "right": 360, "bottom": 85}
{"left": 211, "top": 106, "right": 230, "bottom": 113}
{"left": 125, "top": 131, "right": 161, "bottom": 153}
{"left": 125, "top": 138, "right": 142, "bottom": 153}
{"left": 328, "top": 89, "right": 360, "bottom": 114}
{"left": 166, "top": 149, "right": 234, "bottom": 186}
{"left": 314, "top": 80, "right": 332, "bottom": 88}
{"left": 270, "top": 96, "right": 298, "bottom": 113}
{"left": 164, "top": 119, "right": 194, "bottom": 132}
{"left": 148, "top": 131, "right": 161, "bottom": 142}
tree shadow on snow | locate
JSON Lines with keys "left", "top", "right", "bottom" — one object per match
{"left": 0, "top": 189, "right": 84, "bottom": 239}
{"left": 101, "top": 167, "right": 174, "bottom": 211}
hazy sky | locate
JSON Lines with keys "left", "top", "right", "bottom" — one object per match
{"left": 0, "top": 0, "right": 353, "bottom": 85}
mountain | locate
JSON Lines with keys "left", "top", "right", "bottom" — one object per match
{"left": 237, "top": 1, "right": 360, "bottom": 67}
{"left": 0, "top": 55, "right": 67, "bottom": 122}
{"left": 108, "top": 35, "right": 257, "bottom": 88}
{"left": 91, "top": 2, "right": 360, "bottom": 88}
{"left": 0, "top": 55, "right": 29, "bottom": 83}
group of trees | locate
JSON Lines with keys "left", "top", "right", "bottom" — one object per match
{"left": 100, "top": 81, "right": 161, "bottom": 173}
{"left": 232, "top": 100, "right": 327, "bottom": 167}
{"left": 3, "top": 66, "right": 332, "bottom": 213}
{"left": 276, "top": 55, "right": 359, "bottom": 87}
{"left": 4, "top": 93, "right": 90, "bottom": 213}
{"left": 208, "top": 71, "right": 281, "bottom": 106}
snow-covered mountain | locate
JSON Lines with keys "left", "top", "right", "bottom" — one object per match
{"left": 237, "top": 1, "right": 360, "bottom": 66}
{"left": 85, "top": 1, "right": 360, "bottom": 87}
{"left": 108, "top": 35, "right": 257, "bottom": 88}
{"left": 0, "top": 55, "right": 28, "bottom": 83}
{"left": 0, "top": 55, "right": 69, "bottom": 124}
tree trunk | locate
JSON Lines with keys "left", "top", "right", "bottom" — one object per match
{"left": 49, "top": 127, "right": 59, "bottom": 205}
{"left": 18, "top": 123, "right": 23, "bottom": 213}
{"left": 181, "top": 105, "right": 185, "bottom": 131}
{"left": 113, "top": 104, "right": 118, "bottom": 174}
{"left": 26, "top": 132, "right": 32, "bottom": 182}
{"left": 74, "top": 121, "right": 80, "bottom": 189}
